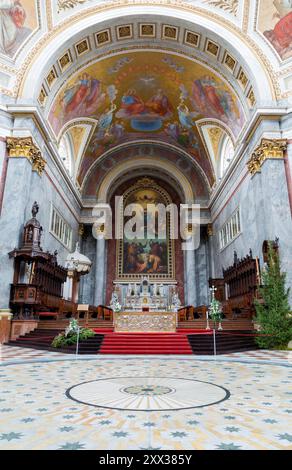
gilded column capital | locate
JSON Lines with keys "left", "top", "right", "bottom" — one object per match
{"left": 78, "top": 224, "right": 85, "bottom": 237}
{"left": 207, "top": 223, "right": 213, "bottom": 237}
{"left": 247, "top": 139, "right": 287, "bottom": 176}
{"left": 6, "top": 137, "right": 46, "bottom": 176}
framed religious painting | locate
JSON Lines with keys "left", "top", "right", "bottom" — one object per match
{"left": 116, "top": 178, "right": 175, "bottom": 281}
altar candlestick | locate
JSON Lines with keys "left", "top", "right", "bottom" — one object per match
{"left": 255, "top": 257, "right": 260, "bottom": 285}
{"left": 206, "top": 309, "right": 210, "bottom": 330}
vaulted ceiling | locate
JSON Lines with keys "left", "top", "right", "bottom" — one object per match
{"left": 48, "top": 50, "right": 245, "bottom": 187}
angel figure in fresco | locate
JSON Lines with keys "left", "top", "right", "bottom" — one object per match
{"left": 49, "top": 73, "right": 106, "bottom": 134}
{"left": 201, "top": 76, "right": 226, "bottom": 117}
{"left": 165, "top": 121, "right": 180, "bottom": 141}
{"left": 177, "top": 103, "right": 198, "bottom": 129}
{"left": 264, "top": 0, "right": 292, "bottom": 59}
{"left": 191, "top": 76, "right": 241, "bottom": 134}
{"left": 146, "top": 89, "right": 173, "bottom": 117}
{"left": 0, "top": 0, "right": 32, "bottom": 56}
{"left": 61, "top": 73, "right": 105, "bottom": 117}
{"left": 192, "top": 77, "right": 225, "bottom": 118}
{"left": 98, "top": 103, "right": 117, "bottom": 131}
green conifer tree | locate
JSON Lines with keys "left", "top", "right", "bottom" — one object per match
{"left": 255, "top": 242, "right": 292, "bottom": 349}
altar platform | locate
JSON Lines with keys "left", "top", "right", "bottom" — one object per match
{"left": 113, "top": 311, "right": 177, "bottom": 332}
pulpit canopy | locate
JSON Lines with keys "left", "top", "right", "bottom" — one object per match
{"left": 66, "top": 242, "right": 92, "bottom": 275}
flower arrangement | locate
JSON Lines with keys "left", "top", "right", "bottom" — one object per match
{"left": 208, "top": 286, "right": 223, "bottom": 330}
{"left": 209, "top": 298, "right": 223, "bottom": 322}
{"left": 51, "top": 319, "right": 95, "bottom": 348}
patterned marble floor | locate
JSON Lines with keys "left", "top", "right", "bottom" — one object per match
{"left": 0, "top": 346, "right": 291, "bottom": 450}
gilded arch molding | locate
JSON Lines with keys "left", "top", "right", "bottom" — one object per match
{"left": 15, "top": 3, "right": 278, "bottom": 101}
{"left": 95, "top": 155, "right": 195, "bottom": 204}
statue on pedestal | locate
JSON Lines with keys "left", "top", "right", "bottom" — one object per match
{"left": 32, "top": 201, "right": 39, "bottom": 218}
{"left": 110, "top": 292, "right": 122, "bottom": 313}
{"left": 172, "top": 292, "right": 181, "bottom": 313}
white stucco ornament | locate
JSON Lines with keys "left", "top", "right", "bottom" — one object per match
{"left": 66, "top": 242, "right": 92, "bottom": 274}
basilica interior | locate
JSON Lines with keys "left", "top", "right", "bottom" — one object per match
{"left": 0, "top": 0, "right": 292, "bottom": 453}
{"left": 0, "top": 0, "right": 291, "bottom": 350}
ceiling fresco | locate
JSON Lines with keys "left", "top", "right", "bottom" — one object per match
{"left": 82, "top": 144, "right": 210, "bottom": 200}
{"left": 48, "top": 51, "right": 245, "bottom": 185}
{"left": 0, "top": 0, "right": 39, "bottom": 58}
{"left": 257, "top": 0, "right": 292, "bottom": 61}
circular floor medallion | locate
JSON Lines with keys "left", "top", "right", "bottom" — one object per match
{"left": 122, "top": 384, "right": 174, "bottom": 396}
{"left": 66, "top": 377, "right": 230, "bottom": 411}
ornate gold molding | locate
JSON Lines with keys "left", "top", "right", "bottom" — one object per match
{"left": 247, "top": 138, "right": 287, "bottom": 176}
{"left": 12, "top": 0, "right": 278, "bottom": 102}
{"left": 207, "top": 223, "right": 213, "bottom": 237}
{"left": 78, "top": 224, "right": 85, "bottom": 237}
{"left": 6, "top": 137, "right": 46, "bottom": 176}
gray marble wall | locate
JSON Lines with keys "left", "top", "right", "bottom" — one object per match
{"left": 195, "top": 237, "right": 210, "bottom": 306}
{"left": 0, "top": 119, "right": 81, "bottom": 310}
{"left": 210, "top": 144, "right": 292, "bottom": 304}
{"left": 79, "top": 231, "right": 96, "bottom": 304}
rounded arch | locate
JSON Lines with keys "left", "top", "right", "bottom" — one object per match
{"left": 81, "top": 140, "right": 213, "bottom": 197}
{"left": 19, "top": 6, "right": 276, "bottom": 104}
{"left": 57, "top": 118, "right": 97, "bottom": 144}
{"left": 96, "top": 156, "right": 195, "bottom": 204}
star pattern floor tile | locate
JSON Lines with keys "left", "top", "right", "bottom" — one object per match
{"left": 0, "top": 347, "right": 291, "bottom": 450}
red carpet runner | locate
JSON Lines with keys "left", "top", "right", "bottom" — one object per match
{"left": 93, "top": 329, "right": 211, "bottom": 355}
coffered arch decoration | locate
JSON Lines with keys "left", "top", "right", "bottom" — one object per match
{"left": 18, "top": 6, "right": 277, "bottom": 104}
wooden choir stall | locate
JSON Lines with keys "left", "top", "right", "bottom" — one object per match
{"left": 210, "top": 250, "right": 261, "bottom": 319}
{"left": 9, "top": 202, "right": 76, "bottom": 319}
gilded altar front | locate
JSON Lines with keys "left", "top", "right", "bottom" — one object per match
{"left": 114, "top": 311, "right": 177, "bottom": 332}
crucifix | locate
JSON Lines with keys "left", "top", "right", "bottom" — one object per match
{"left": 210, "top": 285, "right": 217, "bottom": 301}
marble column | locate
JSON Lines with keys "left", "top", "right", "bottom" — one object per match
{"left": 259, "top": 158, "right": 292, "bottom": 303}
{"left": 0, "top": 157, "right": 33, "bottom": 309}
{"left": 94, "top": 238, "right": 106, "bottom": 306}
{"left": 196, "top": 240, "right": 209, "bottom": 305}
{"left": 185, "top": 248, "right": 197, "bottom": 306}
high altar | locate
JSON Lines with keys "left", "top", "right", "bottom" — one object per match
{"left": 111, "top": 277, "right": 180, "bottom": 332}
{"left": 109, "top": 179, "right": 181, "bottom": 332}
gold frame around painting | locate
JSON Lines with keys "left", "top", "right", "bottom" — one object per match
{"left": 116, "top": 178, "right": 175, "bottom": 282}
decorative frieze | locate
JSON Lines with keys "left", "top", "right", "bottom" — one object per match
{"left": 114, "top": 311, "right": 177, "bottom": 333}
{"left": 6, "top": 137, "right": 46, "bottom": 176}
{"left": 247, "top": 139, "right": 287, "bottom": 176}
